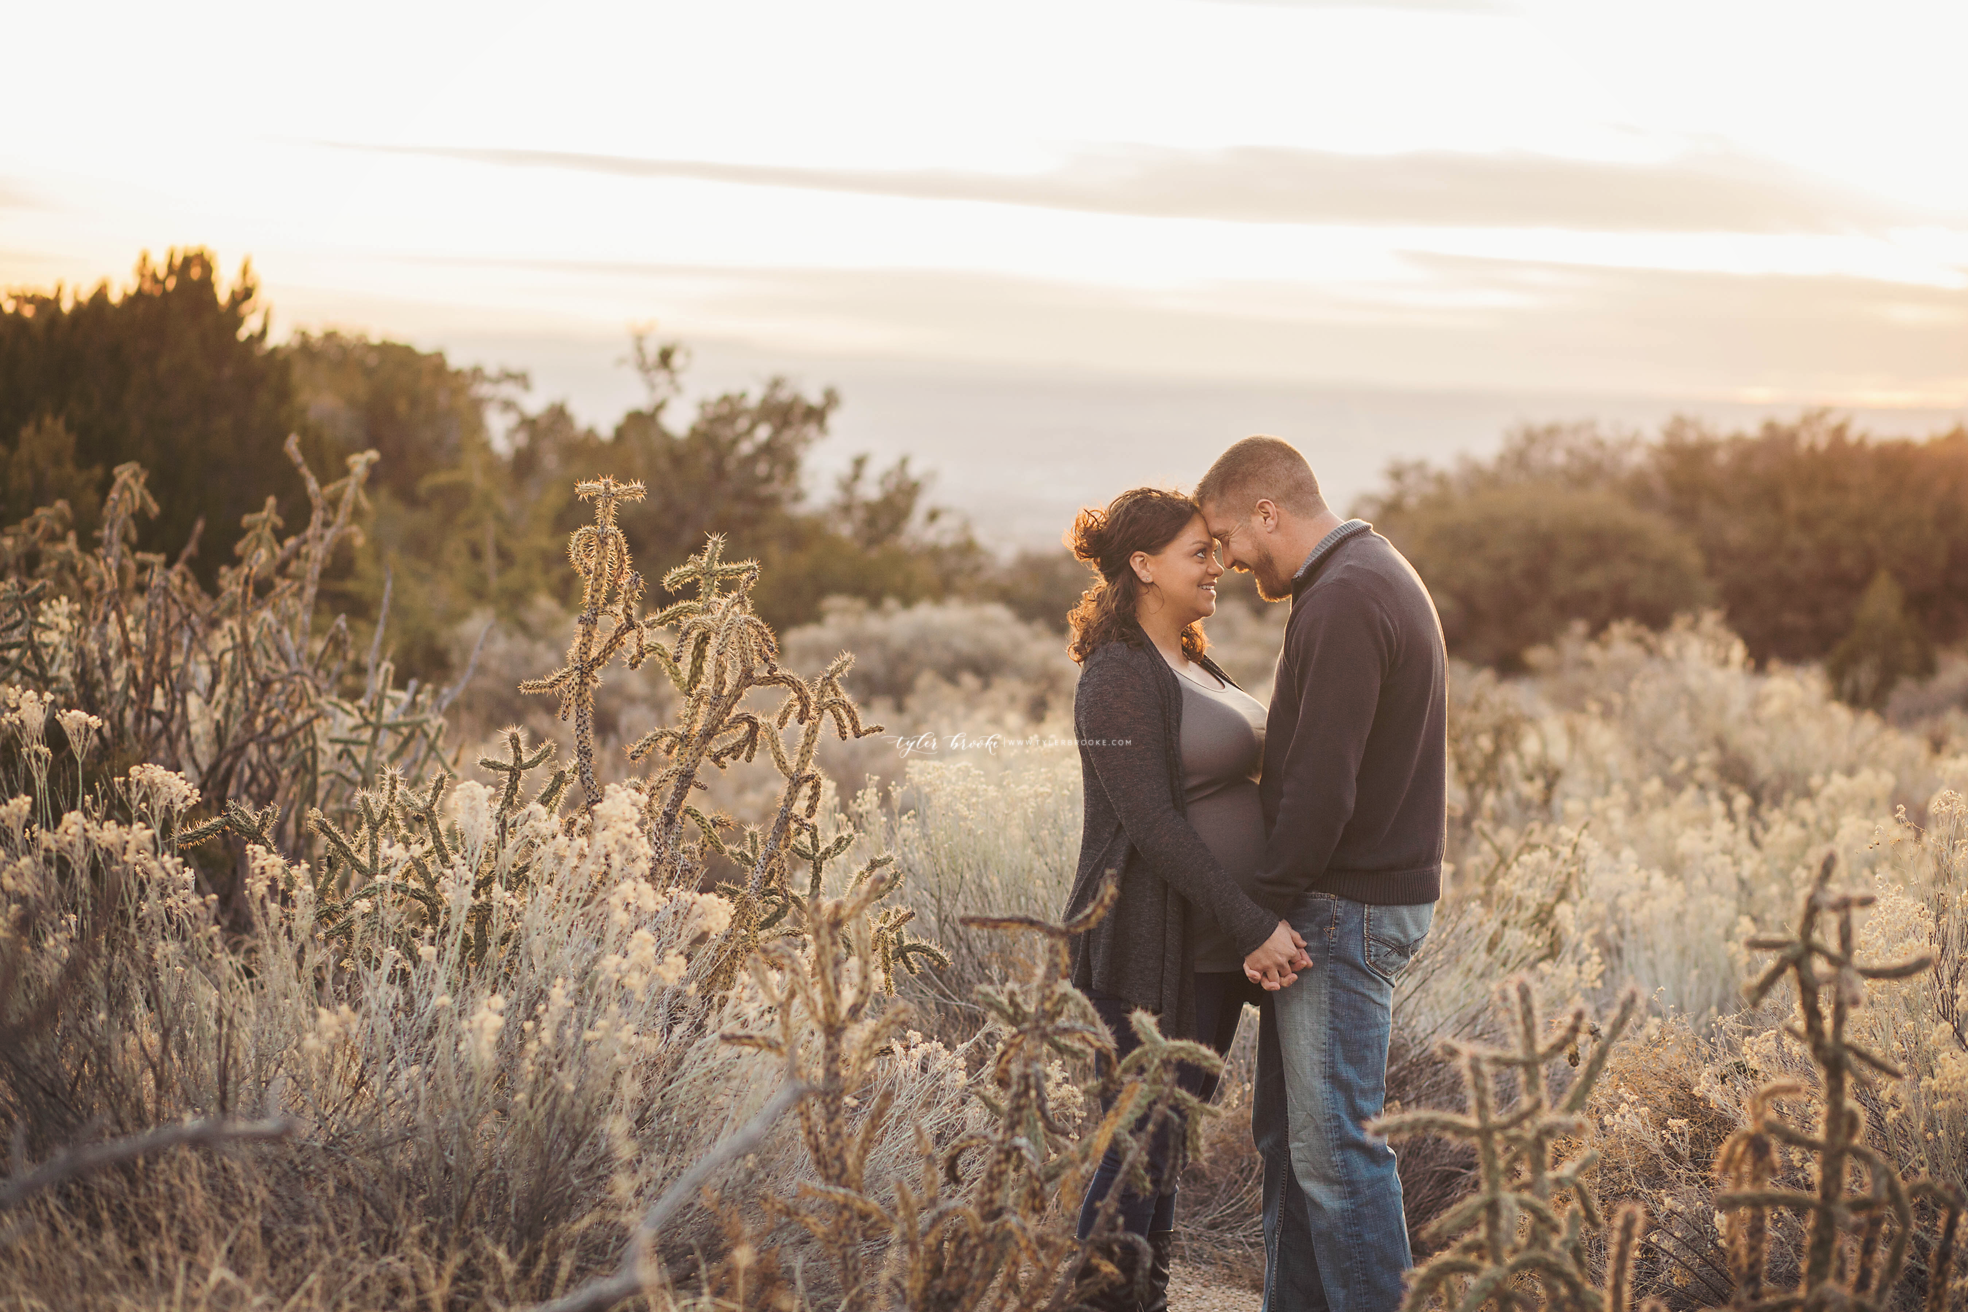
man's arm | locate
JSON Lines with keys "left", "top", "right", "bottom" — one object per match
{"left": 1250, "top": 581, "right": 1391, "bottom": 912}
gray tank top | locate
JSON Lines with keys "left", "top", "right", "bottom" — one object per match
{"left": 1174, "top": 666, "right": 1270, "bottom": 972}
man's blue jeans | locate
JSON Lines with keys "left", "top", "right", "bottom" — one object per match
{"left": 1253, "top": 893, "right": 1433, "bottom": 1312}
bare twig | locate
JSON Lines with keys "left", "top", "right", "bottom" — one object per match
{"left": 0, "top": 1117, "right": 295, "bottom": 1212}
{"left": 525, "top": 1081, "right": 806, "bottom": 1312}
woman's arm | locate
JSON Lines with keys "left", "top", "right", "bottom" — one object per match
{"left": 1075, "top": 652, "right": 1280, "bottom": 959}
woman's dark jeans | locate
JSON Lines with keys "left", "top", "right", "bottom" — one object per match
{"left": 1075, "top": 971, "right": 1264, "bottom": 1238}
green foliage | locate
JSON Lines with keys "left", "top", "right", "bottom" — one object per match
{"left": 2, "top": 263, "right": 986, "bottom": 690}
{"left": 1, "top": 416, "right": 101, "bottom": 532}
{"left": 285, "top": 330, "right": 538, "bottom": 679}
{"left": 1368, "top": 416, "right": 1968, "bottom": 677}
{"left": 1394, "top": 483, "right": 1710, "bottom": 671}
{"left": 287, "top": 329, "right": 525, "bottom": 504}
{"left": 1826, "top": 570, "right": 1935, "bottom": 710}
{"left": 507, "top": 342, "right": 981, "bottom": 634}
{"left": 1652, "top": 416, "right": 1968, "bottom": 666}
{"left": 0, "top": 250, "right": 298, "bottom": 581}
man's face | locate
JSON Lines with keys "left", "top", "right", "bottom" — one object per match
{"left": 1201, "top": 498, "right": 1295, "bottom": 602}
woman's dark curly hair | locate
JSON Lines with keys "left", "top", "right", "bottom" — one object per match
{"left": 1065, "top": 487, "right": 1210, "bottom": 665}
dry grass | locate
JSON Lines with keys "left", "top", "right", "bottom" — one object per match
{"left": 0, "top": 463, "right": 1211, "bottom": 1311}
{"left": 9, "top": 454, "right": 1968, "bottom": 1309}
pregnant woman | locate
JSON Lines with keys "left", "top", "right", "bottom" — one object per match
{"left": 1061, "top": 487, "right": 1309, "bottom": 1312}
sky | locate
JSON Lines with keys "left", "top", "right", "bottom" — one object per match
{"left": 4, "top": 0, "right": 1966, "bottom": 532}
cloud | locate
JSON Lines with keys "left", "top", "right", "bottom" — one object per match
{"left": 338, "top": 141, "right": 1921, "bottom": 234}
{"left": 367, "top": 249, "right": 1968, "bottom": 401}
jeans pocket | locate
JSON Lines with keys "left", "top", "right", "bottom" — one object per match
{"left": 1364, "top": 902, "right": 1434, "bottom": 985}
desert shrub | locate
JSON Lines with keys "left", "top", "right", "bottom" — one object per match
{"left": 1386, "top": 481, "right": 1711, "bottom": 671}
{"left": 1363, "top": 415, "right": 1968, "bottom": 681}
{"left": 845, "top": 751, "right": 1083, "bottom": 1029}
{"left": 0, "top": 469, "right": 1227, "bottom": 1312}
{"left": 781, "top": 597, "right": 1089, "bottom": 805}
{"left": 1828, "top": 570, "right": 1936, "bottom": 711}
{"left": 783, "top": 596, "right": 1076, "bottom": 712}
{"left": 972, "top": 548, "right": 1098, "bottom": 630}
{"left": 0, "top": 249, "right": 300, "bottom": 578}
{"left": 1442, "top": 615, "right": 1950, "bottom": 1022}
{"left": 1885, "top": 650, "right": 1968, "bottom": 733}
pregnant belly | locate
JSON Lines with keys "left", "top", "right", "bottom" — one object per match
{"left": 1186, "top": 783, "right": 1266, "bottom": 896}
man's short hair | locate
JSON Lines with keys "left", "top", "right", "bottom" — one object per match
{"left": 1195, "top": 436, "right": 1326, "bottom": 518}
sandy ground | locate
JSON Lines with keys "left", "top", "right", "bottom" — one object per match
{"left": 1167, "top": 1268, "right": 1263, "bottom": 1311}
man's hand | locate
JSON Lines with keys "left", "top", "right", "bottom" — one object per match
{"left": 1244, "top": 920, "right": 1312, "bottom": 991}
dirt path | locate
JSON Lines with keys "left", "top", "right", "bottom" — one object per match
{"left": 1168, "top": 1268, "right": 1262, "bottom": 1311}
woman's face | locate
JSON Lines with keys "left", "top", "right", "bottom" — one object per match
{"left": 1131, "top": 512, "right": 1225, "bottom": 627}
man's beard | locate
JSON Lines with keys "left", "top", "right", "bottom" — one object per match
{"left": 1249, "top": 548, "right": 1296, "bottom": 603}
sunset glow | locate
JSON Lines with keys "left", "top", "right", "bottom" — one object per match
{"left": 4, "top": 0, "right": 1964, "bottom": 413}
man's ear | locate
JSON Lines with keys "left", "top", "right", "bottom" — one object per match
{"left": 1253, "top": 498, "right": 1281, "bottom": 532}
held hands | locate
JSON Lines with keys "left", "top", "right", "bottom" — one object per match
{"left": 1244, "top": 920, "right": 1313, "bottom": 991}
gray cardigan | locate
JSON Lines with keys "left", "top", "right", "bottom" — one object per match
{"left": 1062, "top": 637, "right": 1280, "bottom": 1039}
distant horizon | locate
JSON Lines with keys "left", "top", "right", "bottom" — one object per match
{"left": 10, "top": 0, "right": 1966, "bottom": 554}
{"left": 12, "top": 247, "right": 1962, "bottom": 555}
{"left": 351, "top": 317, "right": 1968, "bottom": 551}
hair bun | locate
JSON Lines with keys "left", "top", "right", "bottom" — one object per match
{"left": 1062, "top": 486, "right": 1211, "bottom": 665}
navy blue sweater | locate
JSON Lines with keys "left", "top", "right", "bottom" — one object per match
{"left": 1253, "top": 528, "right": 1447, "bottom": 909}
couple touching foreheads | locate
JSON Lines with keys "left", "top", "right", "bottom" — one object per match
{"left": 1062, "top": 436, "right": 1447, "bottom": 1312}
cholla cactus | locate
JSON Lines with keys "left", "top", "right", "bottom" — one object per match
{"left": 1372, "top": 979, "right": 1642, "bottom": 1312}
{"left": 477, "top": 725, "right": 568, "bottom": 849}
{"left": 1382, "top": 855, "right": 1968, "bottom": 1312}
{"left": 519, "top": 477, "right": 655, "bottom": 810}
{"left": 0, "top": 436, "right": 422, "bottom": 856}
{"left": 1717, "top": 853, "right": 1963, "bottom": 1312}
{"left": 695, "top": 873, "right": 1210, "bottom": 1312}
{"left": 629, "top": 534, "right": 915, "bottom": 995}
{"left": 874, "top": 882, "right": 1215, "bottom": 1312}
{"left": 633, "top": 536, "right": 875, "bottom": 874}
{"left": 721, "top": 869, "right": 923, "bottom": 1304}
{"left": 294, "top": 738, "right": 570, "bottom": 967}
